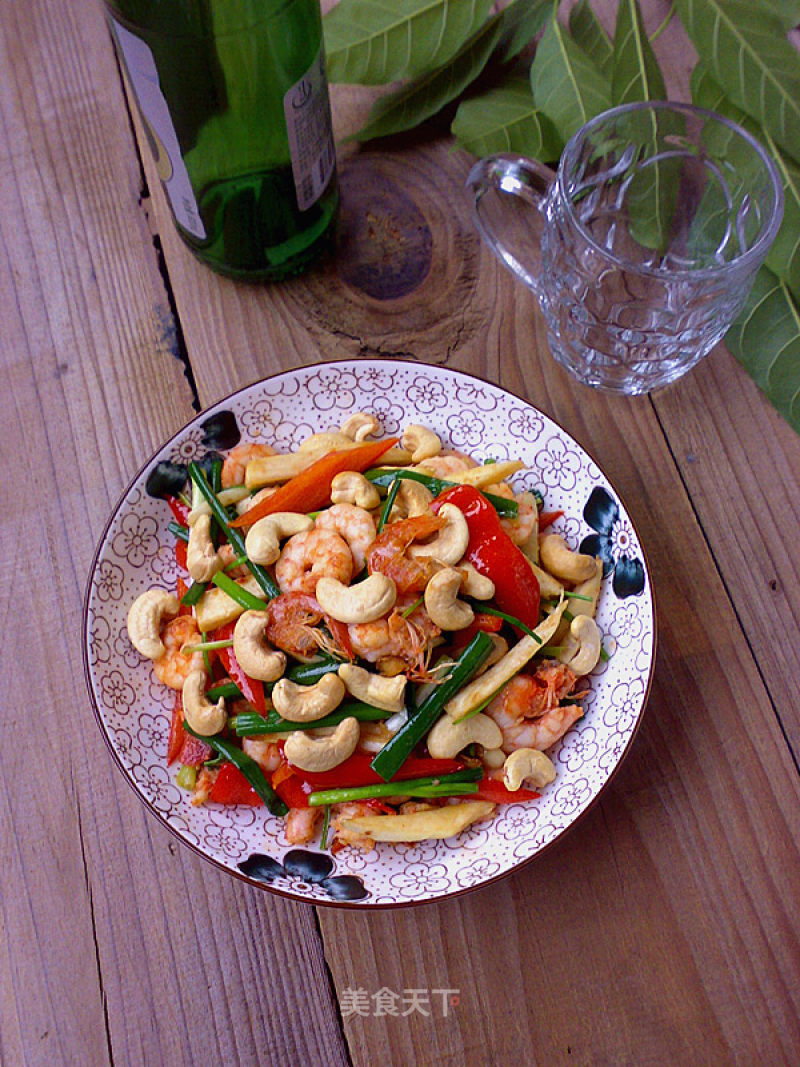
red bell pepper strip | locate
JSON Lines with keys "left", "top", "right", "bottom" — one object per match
{"left": 294, "top": 753, "right": 465, "bottom": 790}
{"left": 175, "top": 576, "right": 193, "bottom": 616}
{"left": 167, "top": 693, "right": 186, "bottom": 765}
{"left": 175, "top": 538, "right": 188, "bottom": 574}
{"left": 450, "top": 611, "right": 503, "bottom": 651}
{"left": 229, "top": 438, "right": 399, "bottom": 528}
{"left": 434, "top": 485, "right": 540, "bottom": 632}
{"left": 272, "top": 771, "right": 313, "bottom": 810}
{"left": 167, "top": 496, "right": 191, "bottom": 526}
{"left": 209, "top": 763, "right": 264, "bottom": 805}
{"left": 213, "top": 621, "right": 266, "bottom": 714}
{"left": 476, "top": 778, "right": 540, "bottom": 804}
{"left": 539, "top": 510, "right": 563, "bottom": 530}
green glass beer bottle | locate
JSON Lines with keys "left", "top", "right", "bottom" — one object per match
{"left": 104, "top": 0, "right": 338, "bottom": 281}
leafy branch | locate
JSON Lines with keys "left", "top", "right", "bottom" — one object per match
{"left": 323, "top": 0, "right": 800, "bottom": 433}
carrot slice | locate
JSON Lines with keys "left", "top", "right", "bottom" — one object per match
{"left": 229, "top": 438, "right": 398, "bottom": 527}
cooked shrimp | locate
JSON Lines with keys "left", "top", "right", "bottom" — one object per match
{"left": 264, "top": 593, "right": 325, "bottom": 659}
{"left": 348, "top": 600, "right": 441, "bottom": 677}
{"left": 497, "top": 488, "right": 538, "bottom": 546}
{"left": 221, "top": 443, "right": 277, "bottom": 488}
{"left": 314, "top": 503, "right": 376, "bottom": 571}
{"left": 275, "top": 528, "right": 353, "bottom": 595}
{"left": 191, "top": 766, "right": 218, "bottom": 806}
{"left": 415, "top": 450, "right": 476, "bottom": 479}
{"left": 242, "top": 738, "right": 283, "bottom": 774}
{"left": 487, "top": 702, "right": 584, "bottom": 753}
{"left": 153, "top": 615, "right": 204, "bottom": 689}
{"left": 286, "top": 806, "right": 323, "bottom": 845}
{"left": 366, "top": 513, "right": 446, "bottom": 594}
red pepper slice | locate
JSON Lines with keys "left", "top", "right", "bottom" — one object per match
{"left": 167, "top": 693, "right": 186, "bottom": 765}
{"left": 476, "top": 778, "right": 540, "bottom": 804}
{"left": 230, "top": 438, "right": 399, "bottom": 528}
{"left": 167, "top": 496, "right": 191, "bottom": 526}
{"left": 450, "top": 611, "right": 503, "bottom": 651}
{"left": 175, "top": 538, "right": 188, "bottom": 574}
{"left": 213, "top": 622, "right": 266, "bottom": 714}
{"left": 272, "top": 772, "right": 313, "bottom": 810}
{"left": 177, "top": 732, "right": 213, "bottom": 767}
{"left": 209, "top": 763, "right": 264, "bottom": 806}
{"left": 539, "top": 510, "right": 563, "bottom": 530}
{"left": 434, "top": 485, "right": 540, "bottom": 632}
{"left": 175, "top": 576, "right": 193, "bottom": 616}
{"left": 294, "top": 753, "right": 465, "bottom": 790}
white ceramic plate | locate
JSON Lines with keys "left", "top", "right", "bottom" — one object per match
{"left": 83, "top": 360, "right": 655, "bottom": 907}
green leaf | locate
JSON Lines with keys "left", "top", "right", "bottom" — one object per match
{"left": 612, "top": 0, "right": 667, "bottom": 104}
{"left": 754, "top": 0, "right": 800, "bottom": 32}
{"left": 530, "top": 14, "right": 612, "bottom": 141}
{"left": 691, "top": 63, "right": 800, "bottom": 304}
{"left": 493, "top": 0, "right": 552, "bottom": 65}
{"left": 674, "top": 0, "right": 800, "bottom": 165}
{"left": 725, "top": 266, "right": 800, "bottom": 433}
{"left": 568, "top": 0, "right": 614, "bottom": 78}
{"left": 353, "top": 13, "right": 503, "bottom": 142}
{"left": 323, "top": 0, "right": 493, "bottom": 85}
{"left": 451, "top": 75, "right": 563, "bottom": 161}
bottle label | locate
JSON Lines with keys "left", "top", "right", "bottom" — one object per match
{"left": 284, "top": 48, "right": 336, "bottom": 212}
{"left": 109, "top": 18, "right": 207, "bottom": 240}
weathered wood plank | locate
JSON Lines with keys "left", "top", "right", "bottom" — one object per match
{"left": 1, "top": 1, "right": 348, "bottom": 1064}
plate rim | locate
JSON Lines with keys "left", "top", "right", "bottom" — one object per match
{"left": 82, "top": 357, "right": 657, "bottom": 908}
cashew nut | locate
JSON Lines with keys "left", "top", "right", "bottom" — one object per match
{"left": 481, "top": 747, "right": 507, "bottom": 769}
{"left": 182, "top": 669, "right": 226, "bottom": 736}
{"left": 315, "top": 573, "right": 397, "bottom": 624}
{"left": 503, "top": 748, "right": 556, "bottom": 791}
{"left": 272, "top": 672, "right": 346, "bottom": 723}
{"left": 402, "top": 424, "right": 442, "bottom": 463}
{"left": 557, "top": 615, "right": 602, "bottom": 675}
{"left": 299, "top": 431, "right": 355, "bottom": 454}
{"left": 283, "top": 716, "right": 360, "bottom": 772}
{"left": 244, "top": 512, "right": 314, "bottom": 565}
{"left": 127, "top": 588, "right": 179, "bottom": 659}
{"left": 232, "top": 611, "right": 286, "bottom": 682}
{"left": 458, "top": 562, "right": 495, "bottom": 600}
{"left": 340, "top": 412, "right": 380, "bottom": 441}
{"left": 539, "top": 534, "right": 597, "bottom": 582}
{"left": 569, "top": 559, "right": 604, "bottom": 619}
{"left": 427, "top": 712, "right": 503, "bottom": 759}
{"left": 186, "top": 513, "right": 226, "bottom": 582}
{"left": 409, "top": 503, "right": 469, "bottom": 565}
{"left": 330, "top": 471, "right": 381, "bottom": 509}
{"left": 338, "top": 663, "right": 406, "bottom": 712}
{"left": 394, "top": 478, "right": 434, "bottom": 518}
{"left": 424, "top": 567, "right": 474, "bottom": 631}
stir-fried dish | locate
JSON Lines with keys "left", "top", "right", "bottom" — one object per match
{"left": 127, "top": 417, "right": 606, "bottom": 852}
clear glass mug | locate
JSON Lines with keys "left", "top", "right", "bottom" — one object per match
{"left": 468, "top": 102, "right": 784, "bottom": 394}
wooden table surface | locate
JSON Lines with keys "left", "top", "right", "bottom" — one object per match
{"left": 3, "top": 1, "right": 800, "bottom": 1064}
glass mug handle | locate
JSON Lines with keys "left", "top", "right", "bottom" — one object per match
{"left": 466, "top": 154, "right": 556, "bottom": 300}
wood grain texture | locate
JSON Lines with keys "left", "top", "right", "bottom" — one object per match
{"left": 0, "top": 1, "right": 347, "bottom": 1065}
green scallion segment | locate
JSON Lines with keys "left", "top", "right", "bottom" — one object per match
{"left": 206, "top": 681, "right": 242, "bottom": 701}
{"left": 181, "top": 638, "right": 233, "bottom": 655}
{"left": 211, "top": 569, "right": 269, "bottom": 612}
{"left": 180, "top": 581, "right": 207, "bottom": 607}
{"left": 175, "top": 764, "right": 196, "bottom": 791}
{"left": 188, "top": 462, "right": 279, "bottom": 599}
{"left": 308, "top": 768, "right": 483, "bottom": 807}
{"left": 370, "top": 630, "right": 494, "bottom": 781}
{"left": 232, "top": 701, "right": 391, "bottom": 737}
{"left": 182, "top": 722, "right": 287, "bottom": 816}
{"left": 376, "top": 478, "right": 401, "bottom": 533}
{"left": 320, "top": 804, "right": 332, "bottom": 849}
{"left": 364, "top": 468, "right": 519, "bottom": 518}
{"left": 287, "top": 654, "right": 345, "bottom": 685}
{"left": 168, "top": 521, "right": 190, "bottom": 543}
